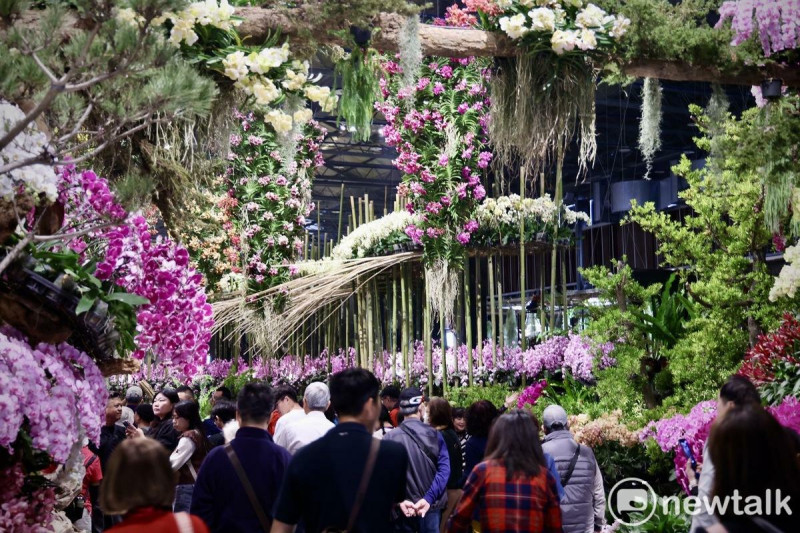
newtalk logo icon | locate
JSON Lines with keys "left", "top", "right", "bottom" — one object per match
{"left": 607, "top": 477, "right": 793, "bottom": 527}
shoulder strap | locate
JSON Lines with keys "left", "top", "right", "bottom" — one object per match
{"left": 174, "top": 512, "right": 194, "bottom": 533}
{"left": 399, "top": 424, "right": 438, "bottom": 468}
{"left": 225, "top": 443, "right": 272, "bottom": 532}
{"left": 84, "top": 453, "right": 97, "bottom": 469}
{"left": 345, "top": 438, "right": 381, "bottom": 532}
{"left": 560, "top": 444, "right": 582, "bottom": 487}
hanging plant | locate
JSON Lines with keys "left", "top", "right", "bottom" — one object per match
{"left": 467, "top": 1, "right": 630, "bottom": 182}
{"left": 379, "top": 55, "right": 492, "bottom": 321}
{"left": 335, "top": 41, "right": 383, "bottom": 142}
{"left": 399, "top": 15, "right": 423, "bottom": 93}
{"left": 638, "top": 77, "right": 662, "bottom": 179}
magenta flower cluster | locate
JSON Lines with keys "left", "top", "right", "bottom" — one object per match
{"left": 58, "top": 164, "right": 214, "bottom": 378}
{"left": 717, "top": 0, "right": 800, "bottom": 57}
{"left": 518, "top": 380, "right": 548, "bottom": 409}
{"left": 0, "top": 326, "right": 107, "bottom": 463}
{"left": 96, "top": 214, "right": 214, "bottom": 377}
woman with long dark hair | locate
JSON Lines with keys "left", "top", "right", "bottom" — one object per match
{"left": 447, "top": 410, "right": 562, "bottom": 533}
{"left": 126, "top": 388, "right": 181, "bottom": 452}
{"left": 697, "top": 406, "right": 800, "bottom": 533}
{"left": 459, "top": 400, "right": 498, "bottom": 486}
{"left": 170, "top": 400, "right": 211, "bottom": 513}
{"left": 428, "top": 398, "right": 464, "bottom": 533}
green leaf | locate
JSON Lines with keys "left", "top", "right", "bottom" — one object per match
{"left": 105, "top": 293, "right": 150, "bottom": 306}
{"left": 76, "top": 295, "right": 96, "bottom": 315}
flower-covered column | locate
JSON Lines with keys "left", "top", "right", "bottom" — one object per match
{"left": 379, "top": 56, "right": 492, "bottom": 323}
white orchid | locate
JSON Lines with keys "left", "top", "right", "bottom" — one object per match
{"left": 499, "top": 14, "right": 529, "bottom": 40}
{"left": 528, "top": 8, "right": 556, "bottom": 32}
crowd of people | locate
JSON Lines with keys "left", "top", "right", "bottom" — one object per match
{"left": 76, "top": 372, "right": 800, "bottom": 533}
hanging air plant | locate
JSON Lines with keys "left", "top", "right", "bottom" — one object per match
{"left": 638, "top": 77, "right": 662, "bottom": 179}
{"left": 399, "top": 15, "right": 422, "bottom": 93}
{"left": 491, "top": 54, "right": 597, "bottom": 183}
{"left": 425, "top": 259, "right": 460, "bottom": 325}
{"left": 334, "top": 38, "right": 383, "bottom": 143}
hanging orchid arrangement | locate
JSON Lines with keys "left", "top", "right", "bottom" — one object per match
{"left": 379, "top": 55, "right": 492, "bottom": 321}
{"left": 457, "top": 0, "right": 630, "bottom": 180}
{"left": 176, "top": 110, "right": 325, "bottom": 299}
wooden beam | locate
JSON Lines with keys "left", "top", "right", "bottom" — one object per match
{"left": 236, "top": 8, "right": 800, "bottom": 88}
{"left": 8, "top": 7, "right": 800, "bottom": 89}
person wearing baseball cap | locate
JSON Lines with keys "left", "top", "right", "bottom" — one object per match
{"left": 541, "top": 405, "right": 606, "bottom": 533}
{"left": 125, "top": 385, "right": 143, "bottom": 410}
{"left": 384, "top": 387, "right": 451, "bottom": 532}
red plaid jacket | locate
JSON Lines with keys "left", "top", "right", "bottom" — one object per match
{"left": 447, "top": 459, "right": 563, "bottom": 533}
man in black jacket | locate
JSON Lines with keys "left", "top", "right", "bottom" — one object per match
{"left": 272, "top": 369, "right": 414, "bottom": 533}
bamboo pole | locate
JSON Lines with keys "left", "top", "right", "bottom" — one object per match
{"left": 356, "top": 286, "right": 363, "bottom": 367}
{"left": 327, "top": 307, "right": 332, "bottom": 373}
{"left": 317, "top": 202, "right": 321, "bottom": 260}
{"left": 345, "top": 294, "right": 351, "bottom": 353}
{"left": 366, "top": 280, "right": 374, "bottom": 371}
{"left": 464, "top": 258, "right": 473, "bottom": 386}
{"left": 539, "top": 253, "right": 546, "bottom": 335}
{"left": 401, "top": 265, "right": 409, "bottom": 385}
{"left": 440, "top": 318, "right": 448, "bottom": 394}
{"left": 424, "top": 294, "right": 433, "bottom": 398}
{"left": 519, "top": 168, "right": 527, "bottom": 351}
{"left": 392, "top": 268, "right": 398, "bottom": 383}
{"left": 497, "top": 269, "right": 505, "bottom": 355}
{"left": 550, "top": 144, "right": 564, "bottom": 331}
{"left": 337, "top": 184, "right": 345, "bottom": 241}
{"left": 488, "top": 255, "right": 497, "bottom": 366}
{"left": 350, "top": 196, "right": 357, "bottom": 230}
{"left": 476, "top": 257, "right": 483, "bottom": 366}
{"left": 561, "top": 248, "right": 568, "bottom": 330}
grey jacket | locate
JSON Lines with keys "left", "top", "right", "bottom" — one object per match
{"left": 542, "top": 429, "right": 605, "bottom": 533}
{"left": 384, "top": 418, "right": 450, "bottom": 510}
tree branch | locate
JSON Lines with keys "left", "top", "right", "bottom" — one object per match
{"left": 0, "top": 233, "right": 34, "bottom": 276}
{"left": 58, "top": 102, "right": 94, "bottom": 144}
{"left": 0, "top": 83, "right": 64, "bottom": 152}
{"left": 32, "top": 222, "right": 116, "bottom": 242}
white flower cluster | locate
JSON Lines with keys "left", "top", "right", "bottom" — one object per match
{"left": 332, "top": 211, "right": 420, "bottom": 260}
{"left": 476, "top": 194, "right": 590, "bottom": 229}
{"left": 770, "top": 244, "right": 800, "bottom": 301}
{"left": 218, "top": 272, "right": 246, "bottom": 294}
{"left": 150, "top": 2, "right": 337, "bottom": 136}
{"left": 154, "top": 0, "right": 240, "bottom": 46}
{"left": 220, "top": 45, "right": 337, "bottom": 133}
{"left": 305, "top": 85, "right": 338, "bottom": 114}
{"left": 496, "top": 2, "right": 630, "bottom": 55}
{"left": 0, "top": 100, "right": 58, "bottom": 202}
